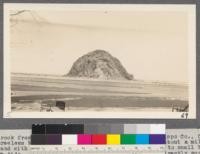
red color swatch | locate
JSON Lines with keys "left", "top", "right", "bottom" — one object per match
{"left": 91, "top": 134, "right": 107, "bottom": 144}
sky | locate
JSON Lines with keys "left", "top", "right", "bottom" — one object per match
{"left": 8, "top": 7, "right": 194, "bottom": 82}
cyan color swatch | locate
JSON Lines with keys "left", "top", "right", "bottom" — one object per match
{"left": 135, "top": 134, "right": 149, "bottom": 144}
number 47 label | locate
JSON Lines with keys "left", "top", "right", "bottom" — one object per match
{"left": 181, "top": 112, "right": 188, "bottom": 119}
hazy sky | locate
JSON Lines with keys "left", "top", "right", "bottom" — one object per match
{"left": 9, "top": 7, "right": 194, "bottom": 82}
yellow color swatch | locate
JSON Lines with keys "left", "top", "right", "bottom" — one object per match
{"left": 107, "top": 134, "right": 120, "bottom": 145}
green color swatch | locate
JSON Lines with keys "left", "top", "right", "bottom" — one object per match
{"left": 120, "top": 134, "right": 136, "bottom": 144}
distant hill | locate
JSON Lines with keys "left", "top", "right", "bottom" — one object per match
{"left": 66, "top": 50, "right": 134, "bottom": 80}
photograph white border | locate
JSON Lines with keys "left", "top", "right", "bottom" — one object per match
{"left": 3, "top": 3, "right": 196, "bottom": 119}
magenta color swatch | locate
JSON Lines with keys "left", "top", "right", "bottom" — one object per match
{"left": 78, "top": 134, "right": 92, "bottom": 145}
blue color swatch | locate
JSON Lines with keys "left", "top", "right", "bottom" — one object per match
{"left": 135, "top": 134, "right": 149, "bottom": 144}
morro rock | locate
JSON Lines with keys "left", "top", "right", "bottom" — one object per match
{"left": 66, "top": 50, "right": 134, "bottom": 80}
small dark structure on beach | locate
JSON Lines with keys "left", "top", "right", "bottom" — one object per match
{"left": 56, "top": 101, "right": 66, "bottom": 111}
{"left": 172, "top": 104, "right": 189, "bottom": 112}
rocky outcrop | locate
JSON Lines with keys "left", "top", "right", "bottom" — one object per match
{"left": 66, "top": 50, "right": 134, "bottom": 80}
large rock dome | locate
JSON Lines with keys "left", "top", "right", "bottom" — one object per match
{"left": 66, "top": 50, "right": 134, "bottom": 80}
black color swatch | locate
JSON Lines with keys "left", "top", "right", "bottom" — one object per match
{"left": 46, "top": 124, "right": 64, "bottom": 134}
{"left": 62, "top": 124, "right": 84, "bottom": 134}
{"left": 32, "top": 124, "right": 46, "bottom": 134}
{"left": 45, "top": 124, "right": 84, "bottom": 134}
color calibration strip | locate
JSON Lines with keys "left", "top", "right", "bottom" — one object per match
{"left": 29, "top": 145, "right": 166, "bottom": 153}
{"left": 31, "top": 124, "right": 165, "bottom": 145}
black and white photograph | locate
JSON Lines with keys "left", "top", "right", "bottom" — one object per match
{"left": 3, "top": 4, "right": 196, "bottom": 118}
